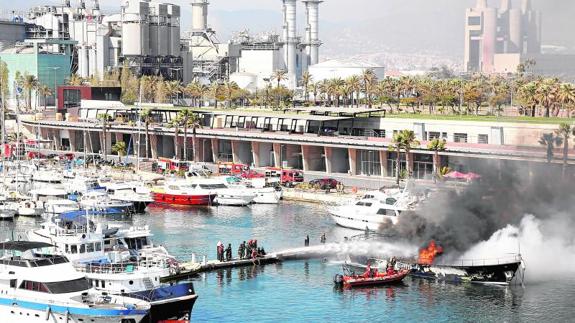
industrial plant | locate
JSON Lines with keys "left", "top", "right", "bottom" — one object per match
{"left": 0, "top": 0, "right": 326, "bottom": 107}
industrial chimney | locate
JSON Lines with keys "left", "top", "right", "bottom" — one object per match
{"left": 191, "top": 0, "right": 209, "bottom": 31}
{"left": 303, "top": 0, "right": 322, "bottom": 66}
{"left": 283, "top": 0, "right": 297, "bottom": 89}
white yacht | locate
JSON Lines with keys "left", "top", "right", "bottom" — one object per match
{"left": 105, "top": 182, "right": 154, "bottom": 214}
{"left": 79, "top": 191, "right": 134, "bottom": 215}
{"left": 329, "top": 187, "right": 423, "bottom": 231}
{"left": 28, "top": 214, "right": 197, "bottom": 322}
{"left": 185, "top": 178, "right": 256, "bottom": 206}
{"left": 0, "top": 240, "right": 150, "bottom": 323}
{"left": 17, "top": 199, "right": 44, "bottom": 217}
{"left": 43, "top": 199, "right": 81, "bottom": 216}
{"left": 0, "top": 197, "right": 17, "bottom": 221}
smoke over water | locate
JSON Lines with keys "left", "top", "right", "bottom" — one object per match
{"left": 377, "top": 160, "right": 575, "bottom": 280}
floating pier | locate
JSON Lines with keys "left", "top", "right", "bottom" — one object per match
{"left": 162, "top": 244, "right": 338, "bottom": 282}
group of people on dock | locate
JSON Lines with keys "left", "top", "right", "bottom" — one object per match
{"left": 238, "top": 240, "right": 266, "bottom": 260}
{"left": 217, "top": 240, "right": 266, "bottom": 262}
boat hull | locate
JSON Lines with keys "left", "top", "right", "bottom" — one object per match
{"left": 342, "top": 270, "right": 409, "bottom": 288}
{"left": 410, "top": 261, "right": 522, "bottom": 285}
{"left": 330, "top": 213, "right": 389, "bottom": 231}
{"left": 0, "top": 299, "right": 147, "bottom": 323}
{"left": 128, "top": 282, "right": 198, "bottom": 322}
{"left": 152, "top": 192, "right": 216, "bottom": 206}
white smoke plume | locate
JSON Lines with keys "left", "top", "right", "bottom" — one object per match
{"left": 460, "top": 214, "right": 575, "bottom": 282}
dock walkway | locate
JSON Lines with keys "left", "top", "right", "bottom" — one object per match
{"left": 162, "top": 244, "right": 338, "bottom": 282}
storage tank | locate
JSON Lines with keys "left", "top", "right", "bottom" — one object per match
{"left": 149, "top": 15, "right": 159, "bottom": 56}
{"left": 167, "top": 4, "right": 181, "bottom": 56}
{"left": 152, "top": 3, "right": 169, "bottom": 56}
{"left": 191, "top": 0, "right": 208, "bottom": 31}
{"left": 121, "top": 0, "right": 150, "bottom": 56}
{"left": 508, "top": 9, "right": 523, "bottom": 53}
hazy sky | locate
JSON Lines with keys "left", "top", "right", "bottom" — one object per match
{"left": 4, "top": 0, "right": 574, "bottom": 54}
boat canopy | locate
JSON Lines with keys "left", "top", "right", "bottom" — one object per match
{"left": 0, "top": 241, "right": 54, "bottom": 252}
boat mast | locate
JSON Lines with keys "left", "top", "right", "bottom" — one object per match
{"left": 136, "top": 83, "right": 142, "bottom": 172}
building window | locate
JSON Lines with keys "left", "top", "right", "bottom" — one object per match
{"left": 478, "top": 134, "right": 489, "bottom": 144}
{"left": 468, "top": 16, "right": 481, "bottom": 26}
{"left": 428, "top": 132, "right": 440, "bottom": 140}
{"left": 374, "top": 129, "right": 386, "bottom": 138}
{"left": 63, "top": 89, "right": 82, "bottom": 108}
{"left": 454, "top": 133, "right": 468, "bottom": 143}
{"left": 442, "top": 132, "right": 448, "bottom": 139}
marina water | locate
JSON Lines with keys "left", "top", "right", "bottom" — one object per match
{"left": 3, "top": 202, "right": 574, "bottom": 322}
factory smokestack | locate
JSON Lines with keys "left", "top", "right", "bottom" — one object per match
{"left": 191, "top": 0, "right": 209, "bottom": 31}
{"left": 476, "top": 0, "right": 487, "bottom": 8}
{"left": 303, "top": 0, "right": 322, "bottom": 66}
{"left": 500, "top": 0, "right": 511, "bottom": 12}
{"left": 283, "top": 0, "right": 297, "bottom": 89}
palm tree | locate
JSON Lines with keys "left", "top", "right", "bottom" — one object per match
{"left": 97, "top": 113, "right": 110, "bottom": 160}
{"left": 165, "top": 80, "right": 182, "bottom": 104}
{"left": 37, "top": 85, "right": 53, "bottom": 110}
{"left": 389, "top": 130, "right": 420, "bottom": 185}
{"left": 139, "top": 108, "right": 153, "bottom": 158}
{"left": 558, "top": 83, "right": 575, "bottom": 117}
{"left": 539, "top": 132, "right": 562, "bottom": 164}
{"left": 112, "top": 141, "right": 127, "bottom": 163}
{"left": 346, "top": 75, "right": 361, "bottom": 108}
{"left": 555, "top": 123, "right": 574, "bottom": 176}
{"left": 223, "top": 81, "right": 239, "bottom": 108}
{"left": 361, "top": 69, "right": 378, "bottom": 108}
{"left": 535, "top": 78, "right": 560, "bottom": 118}
{"left": 301, "top": 71, "right": 312, "bottom": 105}
{"left": 272, "top": 70, "right": 288, "bottom": 109}
{"left": 209, "top": 82, "right": 222, "bottom": 108}
{"left": 67, "top": 73, "right": 84, "bottom": 86}
{"left": 168, "top": 114, "right": 183, "bottom": 159}
{"left": 22, "top": 74, "right": 38, "bottom": 111}
{"left": 427, "top": 138, "right": 447, "bottom": 181}
{"left": 178, "top": 108, "right": 201, "bottom": 161}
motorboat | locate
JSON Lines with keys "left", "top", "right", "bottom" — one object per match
{"left": 228, "top": 178, "right": 283, "bottom": 204}
{"left": 252, "top": 186, "right": 283, "bottom": 204}
{"left": 187, "top": 177, "right": 256, "bottom": 206}
{"left": 408, "top": 254, "right": 523, "bottom": 285}
{"left": 329, "top": 187, "right": 423, "bottom": 231}
{"left": 0, "top": 197, "right": 17, "bottom": 221}
{"left": 43, "top": 199, "right": 81, "bottom": 216}
{"left": 105, "top": 182, "right": 154, "bottom": 213}
{"left": 0, "top": 240, "right": 150, "bottom": 322}
{"left": 16, "top": 199, "right": 44, "bottom": 217}
{"left": 152, "top": 180, "right": 216, "bottom": 206}
{"left": 335, "top": 268, "right": 410, "bottom": 288}
{"left": 79, "top": 191, "right": 134, "bottom": 215}
{"left": 27, "top": 213, "right": 197, "bottom": 321}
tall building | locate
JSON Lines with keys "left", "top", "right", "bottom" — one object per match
{"left": 464, "top": 0, "right": 541, "bottom": 73}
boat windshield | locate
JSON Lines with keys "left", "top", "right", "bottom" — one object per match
{"left": 199, "top": 184, "right": 228, "bottom": 189}
{"left": 21, "top": 278, "right": 91, "bottom": 294}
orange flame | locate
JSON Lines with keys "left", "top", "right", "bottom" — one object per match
{"left": 418, "top": 240, "right": 443, "bottom": 265}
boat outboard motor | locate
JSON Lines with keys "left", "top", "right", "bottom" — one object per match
{"left": 333, "top": 274, "right": 344, "bottom": 286}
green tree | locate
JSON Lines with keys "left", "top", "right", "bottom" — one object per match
{"left": 22, "top": 74, "right": 38, "bottom": 111}
{"left": 301, "top": 71, "right": 312, "bottom": 105}
{"left": 539, "top": 132, "right": 562, "bottom": 164}
{"left": 178, "top": 108, "right": 201, "bottom": 161}
{"left": 427, "top": 138, "right": 447, "bottom": 181}
{"left": 346, "top": 75, "right": 361, "bottom": 108}
{"left": 112, "top": 141, "right": 127, "bottom": 162}
{"left": 169, "top": 114, "right": 183, "bottom": 159}
{"left": 555, "top": 123, "right": 574, "bottom": 176}
{"left": 37, "top": 85, "right": 53, "bottom": 110}
{"left": 139, "top": 108, "right": 153, "bottom": 158}
{"left": 271, "top": 70, "right": 288, "bottom": 109}
{"left": 67, "top": 73, "right": 84, "bottom": 86}
{"left": 389, "top": 130, "right": 420, "bottom": 185}
{"left": 361, "top": 69, "right": 378, "bottom": 108}
{"left": 120, "top": 62, "right": 138, "bottom": 104}
{"left": 97, "top": 113, "right": 110, "bottom": 160}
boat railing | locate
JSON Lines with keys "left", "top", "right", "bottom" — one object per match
{"left": 436, "top": 254, "right": 522, "bottom": 267}
{"left": 74, "top": 259, "right": 169, "bottom": 274}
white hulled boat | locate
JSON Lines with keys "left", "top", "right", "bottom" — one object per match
{"left": 0, "top": 240, "right": 150, "bottom": 322}
{"left": 329, "top": 187, "right": 424, "bottom": 231}
{"left": 105, "top": 182, "right": 154, "bottom": 214}
{"left": 28, "top": 213, "right": 197, "bottom": 321}
{"left": 79, "top": 191, "right": 134, "bottom": 215}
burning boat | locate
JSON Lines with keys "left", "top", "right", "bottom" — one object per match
{"left": 408, "top": 241, "right": 523, "bottom": 285}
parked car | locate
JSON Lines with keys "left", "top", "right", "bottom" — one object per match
{"left": 309, "top": 178, "right": 340, "bottom": 190}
